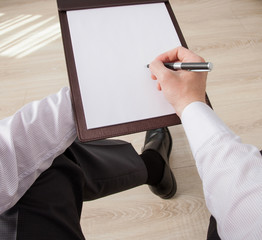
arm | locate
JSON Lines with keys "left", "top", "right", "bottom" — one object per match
{"left": 149, "top": 47, "right": 262, "bottom": 239}
{"left": 0, "top": 87, "right": 77, "bottom": 214}
{"left": 182, "top": 102, "right": 262, "bottom": 239}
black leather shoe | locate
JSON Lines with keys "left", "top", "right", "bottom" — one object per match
{"left": 142, "top": 127, "right": 177, "bottom": 199}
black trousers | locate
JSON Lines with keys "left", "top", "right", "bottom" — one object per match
{"left": 0, "top": 139, "right": 221, "bottom": 240}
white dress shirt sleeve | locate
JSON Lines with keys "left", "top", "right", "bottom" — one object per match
{"left": 0, "top": 87, "right": 77, "bottom": 214}
{"left": 181, "top": 102, "right": 262, "bottom": 240}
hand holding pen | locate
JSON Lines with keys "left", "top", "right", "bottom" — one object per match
{"left": 148, "top": 46, "right": 210, "bottom": 117}
{"left": 147, "top": 62, "right": 213, "bottom": 72}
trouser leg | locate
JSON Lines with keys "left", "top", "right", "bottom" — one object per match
{"left": 65, "top": 139, "right": 148, "bottom": 200}
{"left": 206, "top": 215, "right": 220, "bottom": 240}
{"left": 0, "top": 152, "right": 86, "bottom": 240}
{"left": 0, "top": 139, "right": 148, "bottom": 240}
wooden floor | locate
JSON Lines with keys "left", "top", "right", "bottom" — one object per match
{"left": 1, "top": 0, "right": 262, "bottom": 239}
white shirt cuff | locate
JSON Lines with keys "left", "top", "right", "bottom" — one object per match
{"left": 181, "top": 102, "right": 234, "bottom": 156}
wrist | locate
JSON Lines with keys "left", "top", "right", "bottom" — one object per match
{"left": 174, "top": 98, "right": 206, "bottom": 118}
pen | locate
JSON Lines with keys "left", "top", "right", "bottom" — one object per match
{"left": 147, "top": 62, "right": 213, "bottom": 72}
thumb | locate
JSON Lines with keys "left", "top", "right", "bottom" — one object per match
{"left": 149, "top": 59, "right": 167, "bottom": 80}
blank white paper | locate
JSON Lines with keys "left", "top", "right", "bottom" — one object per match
{"left": 67, "top": 3, "right": 181, "bottom": 129}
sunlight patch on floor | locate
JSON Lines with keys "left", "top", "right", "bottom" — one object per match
{"left": 0, "top": 14, "right": 60, "bottom": 58}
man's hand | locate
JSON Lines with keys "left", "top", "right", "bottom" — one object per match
{"left": 149, "top": 46, "right": 208, "bottom": 117}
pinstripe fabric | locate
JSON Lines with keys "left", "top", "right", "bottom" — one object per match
{"left": 182, "top": 102, "right": 262, "bottom": 239}
{"left": 0, "top": 87, "right": 77, "bottom": 215}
